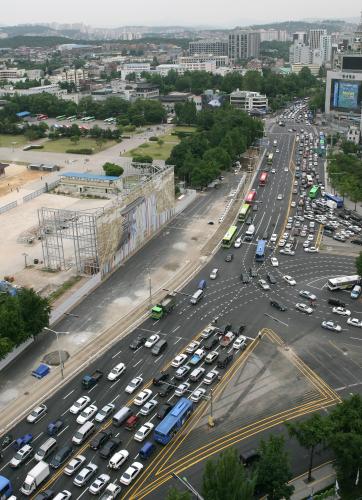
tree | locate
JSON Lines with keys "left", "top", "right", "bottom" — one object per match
{"left": 70, "top": 135, "right": 80, "bottom": 146}
{"left": 256, "top": 435, "right": 294, "bottom": 500}
{"left": 133, "top": 155, "right": 153, "bottom": 164}
{"left": 166, "top": 488, "right": 192, "bottom": 500}
{"left": 17, "top": 288, "right": 50, "bottom": 337}
{"left": 202, "top": 447, "right": 256, "bottom": 500}
{"left": 102, "top": 162, "right": 124, "bottom": 177}
{"left": 356, "top": 252, "right": 362, "bottom": 276}
{"left": 286, "top": 413, "right": 328, "bottom": 482}
{"left": 95, "top": 136, "right": 106, "bottom": 150}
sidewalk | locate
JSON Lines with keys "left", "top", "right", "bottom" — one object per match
{"left": 290, "top": 462, "right": 336, "bottom": 499}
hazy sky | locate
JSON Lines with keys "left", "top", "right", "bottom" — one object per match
{"left": 2, "top": 0, "right": 361, "bottom": 27}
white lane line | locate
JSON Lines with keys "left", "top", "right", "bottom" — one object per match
{"left": 171, "top": 325, "right": 181, "bottom": 333}
{"left": 133, "top": 359, "right": 143, "bottom": 368}
{"left": 57, "top": 424, "right": 69, "bottom": 437}
{"left": 61, "top": 408, "right": 69, "bottom": 417}
{"left": 62, "top": 389, "right": 75, "bottom": 400}
{"left": 111, "top": 349, "right": 122, "bottom": 359}
{"left": 154, "top": 354, "right": 164, "bottom": 363}
{"left": 350, "top": 337, "right": 362, "bottom": 341}
{"left": 133, "top": 453, "right": 140, "bottom": 460}
{"left": 174, "top": 337, "right": 182, "bottom": 344}
{"left": 87, "top": 385, "right": 97, "bottom": 394}
{"left": 76, "top": 488, "right": 89, "bottom": 500}
{"left": 0, "top": 462, "right": 10, "bottom": 472}
{"left": 110, "top": 379, "right": 120, "bottom": 389}
{"left": 110, "top": 394, "right": 120, "bottom": 404}
{"left": 33, "top": 432, "right": 44, "bottom": 443}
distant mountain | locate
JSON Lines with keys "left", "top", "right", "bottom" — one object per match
{"left": 250, "top": 19, "right": 349, "bottom": 33}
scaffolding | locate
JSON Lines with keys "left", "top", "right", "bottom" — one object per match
{"left": 38, "top": 207, "right": 102, "bottom": 274}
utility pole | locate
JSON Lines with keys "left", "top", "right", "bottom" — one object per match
{"left": 171, "top": 473, "right": 204, "bottom": 500}
{"left": 44, "top": 327, "right": 69, "bottom": 379}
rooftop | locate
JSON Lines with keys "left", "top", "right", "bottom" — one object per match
{"left": 60, "top": 172, "right": 120, "bottom": 182}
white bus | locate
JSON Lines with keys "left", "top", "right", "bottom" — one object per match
{"left": 306, "top": 174, "right": 313, "bottom": 186}
{"left": 327, "top": 275, "right": 360, "bottom": 291}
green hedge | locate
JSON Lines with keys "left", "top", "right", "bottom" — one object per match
{"left": 65, "top": 148, "right": 93, "bottom": 155}
{"left": 149, "top": 136, "right": 158, "bottom": 141}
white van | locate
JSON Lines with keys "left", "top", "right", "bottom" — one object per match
{"left": 112, "top": 406, "right": 132, "bottom": 427}
{"left": 72, "top": 421, "right": 95, "bottom": 445}
{"left": 351, "top": 285, "right": 361, "bottom": 299}
{"left": 34, "top": 438, "right": 57, "bottom": 461}
{"left": 190, "top": 289, "right": 204, "bottom": 305}
{"left": 245, "top": 224, "right": 255, "bottom": 242}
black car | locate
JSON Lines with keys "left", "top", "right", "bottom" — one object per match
{"left": 158, "top": 383, "right": 173, "bottom": 397}
{"left": 328, "top": 298, "right": 346, "bottom": 308}
{"left": 153, "top": 371, "right": 169, "bottom": 386}
{"left": 225, "top": 253, "right": 233, "bottom": 262}
{"left": 238, "top": 324, "right": 246, "bottom": 334}
{"left": 351, "top": 239, "right": 362, "bottom": 245}
{"left": 246, "top": 216, "right": 253, "bottom": 225}
{"left": 90, "top": 430, "right": 112, "bottom": 450}
{"left": 129, "top": 336, "right": 147, "bottom": 350}
{"left": 34, "top": 490, "right": 55, "bottom": 500}
{"left": 270, "top": 300, "right": 287, "bottom": 312}
{"left": 157, "top": 403, "right": 173, "bottom": 419}
{"left": 50, "top": 444, "right": 73, "bottom": 469}
{"left": 99, "top": 437, "right": 121, "bottom": 459}
{"left": 249, "top": 267, "right": 257, "bottom": 278}
{"left": 217, "top": 352, "right": 233, "bottom": 369}
{"left": 1, "top": 434, "right": 12, "bottom": 449}
{"left": 252, "top": 204, "right": 258, "bottom": 212}
{"left": 203, "top": 336, "right": 218, "bottom": 351}
{"left": 266, "top": 273, "right": 277, "bottom": 284}
{"left": 241, "top": 273, "right": 251, "bottom": 284}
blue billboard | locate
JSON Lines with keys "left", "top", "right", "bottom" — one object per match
{"left": 333, "top": 81, "right": 359, "bottom": 109}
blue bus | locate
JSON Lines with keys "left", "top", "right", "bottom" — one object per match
{"left": 255, "top": 240, "right": 267, "bottom": 262}
{"left": 324, "top": 193, "right": 344, "bottom": 208}
{"left": 154, "top": 398, "right": 194, "bottom": 445}
{"left": 0, "top": 476, "right": 13, "bottom": 498}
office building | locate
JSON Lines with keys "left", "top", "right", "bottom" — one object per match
{"left": 309, "top": 29, "right": 327, "bottom": 50}
{"left": 259, "top": 29, "right": 288, "bottom": 42}
{"left": 229, "top": 89, "right": 268, "bottom": 112}
{"left": 179, "top": 55, "right": 229, "bottom": 69}
{"left": 320, "top": 34, "right": 332, "bottom": 64}
{"left": 189, "top": 39, "right": 228, "bottom": 56}
{"left": 289, "top": 43, "right": 311, "bottom": 65}
{"left": 0, "top": 68, "right": 25, "bottom": 81}
{"left": 293, "top": 32, "right": 308, "bottom": 44}
{"left": 120, "top": 63, "right": 151, "bottom": 80}
{"left": 228, "top": 30, "right": 260, "bottom": 62}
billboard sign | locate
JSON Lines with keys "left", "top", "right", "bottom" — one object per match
{"left": 333, "top": 81, "right": 359, "bottom": 109}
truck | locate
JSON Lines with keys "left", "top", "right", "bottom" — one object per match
{"left": 326, "top": 199, "right": 337, "bottom": 210}
{"left": 82, "top": 369, "right": 103, "bottom": 389}
{"left": 219, "top": 331, "right": 235, "bottom": 347}
{"left": 20, "top": 461, "right": 50, "bottom": 496}
{"left": 99, "top": 482, "right": 122, "bottom": 500}
{"left": 151, "top": 292, "right": 176, "bottom": 320}
{"left": 189, "top": 348, "right": 206, "bottom": 366}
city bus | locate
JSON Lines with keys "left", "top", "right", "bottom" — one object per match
{"left": 104, "top": 117, "right": 116, "bottom": 123}
{"left": 267, "top": 153, "right": 273, "bottom": 165}
{"left": 255, "top": 240, "right": 267, "bottom": 262}
{"left": 56, "top": 115, "right": 66, "bottom": 120}
{"left": 259, "top": 171, "right": 268, "bottom": 186}
{"left": 36, "top": 114, "right": 48, "bottom": 120}
{"left": 0, "top": 476, "right": 13, "bottom": 498}
{"left": 222, "top": 225, "right": 238, "bottom": 248}
{"left": 154, "top": 398, "right": 194, "bottom": 445}
{"left": 306, "top": 174, "right": 313, "bottom": 186}
{"left": 324, "top": 193, "right": 344, "bottom": 208}
{"left": 309, "top": 185, "right": 320, "bottom": 199}
{"left": 81, "top": 116, "right": 96, "bottom": 122}
{"left": 327, "top": 275, "right": 360, "bottom": 291}
{"left": 67, "top": 115, "right": 78, "bottom": 121}
{"left": 245, "top": 190, "right": 257, "bottom": 204}
{"left": 238, "top": 203, "right": 251, "bottom": 222}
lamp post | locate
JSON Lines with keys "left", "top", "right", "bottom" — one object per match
{"left": 22, "top": 252, "right": 28, "bottom": 268}
{"left": 44, "top": 327, "right": 69, "bottom": 379}
{"left": 171, "top": 472, "right": 204, "bottom": 500}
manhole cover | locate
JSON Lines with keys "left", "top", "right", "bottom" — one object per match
{"left": 43, "top": 350, "right": 69, "bottom": 366}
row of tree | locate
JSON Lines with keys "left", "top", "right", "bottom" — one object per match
{"left": 166, "top": 106, "right": 263, "bottom": 187}
{"left": 47, "top": 123, "right": 122, "bottom": 142}
{"left": 0, "top": 288, "right": 50, "bottom": 360}
{"left": 168, "top": 395, "right": 362, "bottom": 500}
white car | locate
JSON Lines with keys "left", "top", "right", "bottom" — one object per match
{"left": 120, "top": 462, "right": 144, "bottom": 485}
{"left": 347, "top": 317, "right": 362, "bottom": 328}
{"left": 295, "top": 303, "right": 313, "bottom": 314}
{"left": 89, "top": 474, "right": 110, "bottom": 495}
{"left": 203, "top": 369, "right": 219, "bottom": 385}
{"left": 175, "top": 382, "right": 191, "bottom": 396}
{"left": 270, "top": 234, "right": 278, "bottom": 243}
{"left": 278, "top": 239, "right": 286, "bottom": 247}
{"left": 76, "top": 404, "right": 98, "bottom": 425}
{"left": 234, "top": 237, "right": 242, "bottom": 248}
{"left": 144, "top": 334, "right": 160, "bottom": 348}
{"left": 108, "top": 449, "right": 129, "bottom": 470}
{"left": 210, "top": 268, "right": 219, "bottom": 280}
{"left": 332, "top": 307, "right": 351, "bottom": 316}
{"left": 277, "top": 194, "right": 283, "bottom": 200}
{"left": 271, "top": 168, "right": 276, "bottom": 173}
{"left": 303, "top": 241, "right": 310, "bottom": 248}
{"left": 140, "top": 399, "right": 158, "bottom": 416}
{"left": 258, "top": 279, "right": 270, "bottom": 291}
{"left": 233, "top": 336, "right": 247, "bottom": 350}
{"left": 95, "top": 403, "right": 115, "bottom": 423}
{"left": 283, "top": 275, "right": 296, "bottom": 286}
{"left": 271, "top": 257, "right": 279, "bottom": 267}
{"left": 26, "top": 404, "right": 47, "bottom": 423}
{"left": 191, "top": 387, "right": 207, "bottom": 402}
{"left": 321, "top": 321, "right": 342, "bottom": 332}
{"left": 186, "top": 340, "right": 200, "bottom": 354}
{"left": 70, "top": 396, "right": 91, "bottom": 415}
{"left": 134, "top": 422, "right": 154, "bottom": 442}
{"left": 133, "top": 389, "right": 152, "bottom": 406}
{"left": 9, "top": 444, "right": 33, "bottom": 468}
{"left": 107, "top": 362, "right": 126, "bottom": 381}
{"left": 171, "top": 353, "right": 188, "bottom": 368}
{"left": 280, "top": 248, "right": 295, "bottom": 255}
{"left": 73, "top": 463, "right": 98, "bottom": 487}
{"left": 291, "top": 201, "right": 296, "bottom": 207}
{"left": 64, "top": 455, "right": 86, "bottom": 476}
{"left": 53, "top": 491, "right": 72, "bottom": 500}
{"left": 125, "top": 376, "right": 143, "bottom": 394}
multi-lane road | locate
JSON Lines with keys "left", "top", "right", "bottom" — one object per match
{"left": 1, "top": 110, "right": 361, "bottom": 499}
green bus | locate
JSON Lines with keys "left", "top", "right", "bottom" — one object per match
{"left": 309, "top": 185, "right": 320, "bottom": 199}
{"left": 222, "top": 225, "right": 238, "bottom": 248}
{"left": 67, "top": 115, "right": 78, "bottom": 121}
{"left": 267, "top": 153, "right": 274, "bottom": 165}
{"left": 238, "top": 203, "right": 251, "bottom": 222}
{"left": 56, "top": 115, "right": 66, "bottom": 120}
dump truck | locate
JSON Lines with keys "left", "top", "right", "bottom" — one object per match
{"left": 82, "top": 369, "right": 103, "bottom": 389}
{"left": 20, "top": 461, "right": 50, "bottom": 496}
{"left": 151, "top": 292, "right": 176, "bottom": 320}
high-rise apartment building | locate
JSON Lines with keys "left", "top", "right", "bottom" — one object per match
{"left": 293, "top": 32, "right": 308, "bottom": 44}
{"left": 320, "top": 34, "right": 332, "bottom": 63}
{"left": 309, "top": 29, "right": 327, "bottom": 50}
{"left": 228, "top": 30, "right": 261, "bottom": 61}
{"left": 289, "top": 42, "right": 311, "bottom": 64}
{"left": 189, "top": 39, "right": 228, "bottom": 56}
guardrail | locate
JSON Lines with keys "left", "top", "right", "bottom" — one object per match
{"left": 0, "top": 200, "right": 17, "bottom": 214}
{"left": 23, "top": 187, "right": 46, "bottom": 203}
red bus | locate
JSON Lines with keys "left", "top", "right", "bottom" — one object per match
{"left": 36, "top": 114, "right": 48, "bottom": 120}
{"left": 259, "top": 172, "right": 268, "bottom": 186}
{"left": 245, "top": 190, "right": 257, "bottom": 204}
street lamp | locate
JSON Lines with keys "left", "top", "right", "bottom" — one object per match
{"left": 22, "top": 252, "right": 28, "bottom": 268}
{"left": 171, "top": 472, "right": 204, "bottom": 499}
{"left": 44, "top": 327, "right": 69, "bottom": 379}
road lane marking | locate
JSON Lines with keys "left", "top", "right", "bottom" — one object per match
{"left": 33, "top": 432, "right": 44, "bottom": 442}
{"left": 62, "top": 389, "right": 75, "bottom": 400}
{"left": 110, "top": 394, "right": 120, "bottom": 404}
{"left": 111, "top": 349, "right": 122, "bottom": 359}
{"left": 87, "top": 385, "right": 97, "bottom": 394}
{"left": 133, "top": 359, "right": 143, "bottom": 368}
{"left": 174, "top": 337, "right": 182, "bottom": 344}
{"left": 57, "top": 424, "right": 69, "bottom": 437}
{"left": 171, "top": 325, "right": 181, "bottom": 333}
{"left": 110, "top": 379, "right": 120, "bottom": 388}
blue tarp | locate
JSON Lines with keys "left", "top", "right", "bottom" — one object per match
{"left": 16, "top": 111, "right": 31, "bottom": 118}
{"left": 32, "top": 363, "right": 50, "bottom": 379}
{"left": 61, "top": 171, "right": 120, "bottom": 181}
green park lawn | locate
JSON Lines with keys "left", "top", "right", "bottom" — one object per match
{"left": 41, "top": 137, "right": 116, "bottom": 153}
{"left": 0, "top": 134, "right": 29, "bottom": 148}
{"left": 123, "top": 133, "right": 181, "bottom": 161}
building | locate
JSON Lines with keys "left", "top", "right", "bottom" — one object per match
{"left": 159, "top": 92, "right": 194, "bottom": 113}
{"left": 0, "top": 67, "right": 25, "bottom": 81}
{"left": 156, "top": 64, "right": 182, "bottom": 76}
{"left": 293, "top": 32, "right": 308, "bottom": 44}
{"left": 258, "top": 29, "right": 288, "bottom": 42}
{"left": 134, "top": 82, "right": 159, "bottom": 100}
{"left": 56, "top": 172, "right": 123, "bottom": 198}
{"left": 178, "top": 58, "right": 217, "bottom": 73}
{"left": 179, "top": 55, "right": 229, "bottom": 69}
{"left": 0, "top": 83, "right": 67, "bottom": 99}
{"left": 346, "top": 125, "right": 360, "bottom": 144}
{"left": 228, "top": 30, "right": 261, "bottom": 62}
{"left": 189, "top": 39, "right": 228, "bottom": 56}
{"left": 289, "top": 42, "right": 312, "bottom": 65}
{"left": 229, "top": 89, "right": 268, "bottom": 112}
{"left": 320, "top": 34, "right": 332, "bottom": 64}
{"left": 26, "top": 69, "right": 44, "bottom": 80}
{"left": 325, "top": 65, "right": 362, "bottom": 114}
{"left": 291, "top": 64, "right": 320, "bottom": 76}
{"left": 309, "top": 29, "right": 327, "bottom": 50}
{"left": 120, "top": 63, "right": 151, "bottom": 80}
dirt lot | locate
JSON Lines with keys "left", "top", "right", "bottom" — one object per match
{"left": 0, "top": 164, "right": 49, "bottom": 197}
